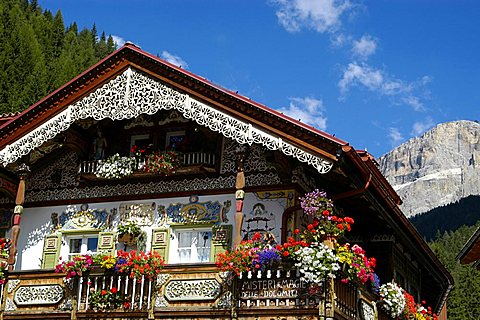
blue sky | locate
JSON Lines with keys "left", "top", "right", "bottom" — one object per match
{"left": 39, "top": 0, "right": 480, "bottom": 157}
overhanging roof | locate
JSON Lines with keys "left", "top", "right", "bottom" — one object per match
{"left": 0, "top": 43, "right": 346, "bottom": 173}
{"left": 457, "top": 225, "right": 480, "bottom": 267}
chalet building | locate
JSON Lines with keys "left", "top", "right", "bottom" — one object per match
{"left": 0, "top": 43, "right": 452, "bottom": 320}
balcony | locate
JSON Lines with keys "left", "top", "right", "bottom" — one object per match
{"left": 78, "top": 152, "right": 217, "bottom": 180}
{"left": 1, "top": 265, "right": 383, "bottom": 320}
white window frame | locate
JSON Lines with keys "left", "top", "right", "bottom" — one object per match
{"left": 130, "top": 134, "right": 151, "bottom": 155}
{"left": 168, "top": 227, "right": 212, "bottom": 264}
{"left": 60, "top": 233, "right": 99, "bottom": 261}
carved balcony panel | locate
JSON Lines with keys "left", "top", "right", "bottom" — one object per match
{"left": 2, "top": 265, "right": 380, "bottom": 320}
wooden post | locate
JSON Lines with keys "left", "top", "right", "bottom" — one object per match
{"left": 233, "top": 147, "right": 246, "bottom": 247}
{"left": 8, "top": 164, "right": 29, "bottom": 271}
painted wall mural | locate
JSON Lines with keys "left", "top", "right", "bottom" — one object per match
{"left": 166, "top": 195, "right": 230, "bottom": 224}
{"left": 57, "top": 204, "right": 109, "bottom": 230}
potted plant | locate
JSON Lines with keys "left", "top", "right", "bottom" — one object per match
{"left": 55, "top": 254, "right": 94, "bottom": 279}
{"left": 143, "top": 150, "right": 180, "bottom": 176}
{"left": 117, "top": 221, "right": 142, "bottom": 246}
{"left": 95, "top": 153, "right": 134, "bottom": 179}
{"left": 89, "top": 286, "right": 128, "bottom": 310}
{"left": 115, "top": 250, "right": 164, "bottom": 282}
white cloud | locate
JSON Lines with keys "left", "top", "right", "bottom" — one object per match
{"left": 339, "top": 62, "right": 383, "bottom": 93}
{"left": 272, "top": 0, "right": 353, "bottom": 33}
{"left": 330, "top": 33, "right": 351, "bottom": 48}
{"left": 160, "top": 51, "right": 189, "bottom": 68}
{"left": 277, "top": 97, "right": 327, "bottom": 130}
{"left": 338, "top": 62, "right": 430, "bottom": 111}
{"left": 388, "top": 127, "right": 404, "bottom": 146}
{"left": 352, "top": 34, "right": 377, "bottom": 59}
{"left": 111, "top": 35, "right": 125, "bottom": 47}
{"left": 411, "top": 117, "right": 435, "bottom": 136}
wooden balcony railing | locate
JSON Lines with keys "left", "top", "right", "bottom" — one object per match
{"left": 1, "top": 265, "right": 380, "bottom": 320}
{"left": 78, "top": 152, "right": 217, "bottom": 178}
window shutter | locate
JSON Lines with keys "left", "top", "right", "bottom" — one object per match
{"left": 151, "top": 228, "right": 170, "bottom": 263}
{"left": 211, "top": 225, "right": 232, "bottom": 261}
{"left": 41, "top": 233, "right": 62, "bottom": 269}
{"left": 98, "top": 232, "right": 116, "bottom": 255}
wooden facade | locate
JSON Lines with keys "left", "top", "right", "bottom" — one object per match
{"left": 0, "top": 44, "right": 452, "bottom": 320}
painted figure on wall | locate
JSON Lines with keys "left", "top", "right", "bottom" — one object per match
{"left": 242, "top": 203, "right": 277, "bottom": 242}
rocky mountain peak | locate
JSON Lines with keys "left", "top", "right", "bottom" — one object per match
{"left": 379, "top": 120, "right": 480, "bottom": 217}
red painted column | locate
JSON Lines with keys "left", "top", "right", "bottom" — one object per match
{"left": 233, "top": 150, "right": 246, "bottom": 247}
{"left": 8, "top": 164, "right": 29, "bottom": 271}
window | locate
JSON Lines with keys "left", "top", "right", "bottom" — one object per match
{"left": 169, "top": 228, "right": 212, "bottom": 263}
{"left": 130, "top": 134, "right": 151, "bottom": 155}
{"left": 165, "top": 131, "right": 185, "bottom": 150}
{"left": 64, "top": 234, "right": 98, "bottom": 260}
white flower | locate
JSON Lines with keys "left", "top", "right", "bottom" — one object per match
{"left": 379, "top": 281, "right": 406, "bottom": 318}
{"left": 294, "top": 244, "right": 340, "bottom": 284}
{"left": 95, "top": 154, "right": 134, "bottom": 179}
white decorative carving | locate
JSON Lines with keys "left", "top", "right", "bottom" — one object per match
{"left": 14, "top": 284, "right": 64, "bottom": 305}
{"left": 0, "top": 68, "right": 333, "bottom": 174}
{"left": 215, "top": 291, "right": 233, "bottom": 309}
{"left": 5, "top": 298, "right": 16, "bottom": 311}
{"left": 124, "top": 114, "right": 154, "bottom": 129}
{"left": 8, "top": 279, "right": 21, "bottom": 293}
{"left": 25, "top": 173, "right": 280, "bottom": 203}
{"left": 28, "top": 151, "right": 79, "bottom": 190}
{"left": 156, "top": 274, "right": 171, "bottom": 287}
{"left": 155, "top": 296, "right": 168, "bottom": 308}
{"left": 158, "top": 110, "right": 189, "bottom": 125}
{"left": 164, "top": 279, "right": 221, "bottom": 301}
{"left": 359, "top": 299, "right": 375, "bottom": 320}
{"left": 119, "top": 202, "right": 154, "bottom": 226}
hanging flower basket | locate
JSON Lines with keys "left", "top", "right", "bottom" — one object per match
{"left": 118, "top": 233, "right": 137, "bottom": 246}
{"left": 117, "top": 221, "right": 141, "bottom": 246}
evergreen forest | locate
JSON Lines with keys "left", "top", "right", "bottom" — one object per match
{"left": 0, "top": 0, "right": 116, "bottom": 114}
{"left": 429, "top": 222, "right": 480, "bottom": 320}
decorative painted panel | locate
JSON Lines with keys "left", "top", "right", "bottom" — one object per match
{"left": 119, "top": 202, "right": 155, "bottom": 225}
{"left": 166, "top": 196, "right": 223, "bottom": 224}
{"left": 13, "top": 284, "right": 64, "bottom": 305}
{"left": 58, "top": 204, "right": 108, "bottom": 230}
{"left": 164, "top": 279, "right": 221, "bottom": 301}
{"left": 25, "top": 172, "right": 280, "bottom": 203}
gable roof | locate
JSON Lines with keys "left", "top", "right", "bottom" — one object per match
{"left": 0, "top": 43, "right": 346, "bottom": 171}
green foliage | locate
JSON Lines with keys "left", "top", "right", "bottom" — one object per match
{"left": 411, "top": 195, "right": 480, "bottom": 241}
{"left": 0, "top": 0, "right": 117, "bottom": 114}
{"left": 429, "top": 222, "right": 480, "bottom": 320}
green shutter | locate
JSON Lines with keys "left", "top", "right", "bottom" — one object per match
{"left": 151, "top": 228, "right": 170, "bottom": 263}
{"left": 41, "top": 233, "right": 62, "bottom": 269}
{"left": 98, "top": 232, "right": 116, "bottom": 255}
{"left": 211, "top": 225, "right": 232, "bottom": 261}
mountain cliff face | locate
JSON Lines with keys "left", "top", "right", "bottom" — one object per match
{"left": 378, "top": 120, "right": 480, "bottom": 217}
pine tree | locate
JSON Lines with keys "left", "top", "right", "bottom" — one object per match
{"left": 429, "top": 223, "right": 480, "bottom": 320}
{"left": 0, "top": 0, "right": 116, "bottom": 113}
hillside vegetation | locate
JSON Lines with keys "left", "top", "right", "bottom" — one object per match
{"left": 429, "top": 222, "right": 480, "bottom": 320}
{"left": 0, "top": 0, "right": 116, "bottom": 114}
